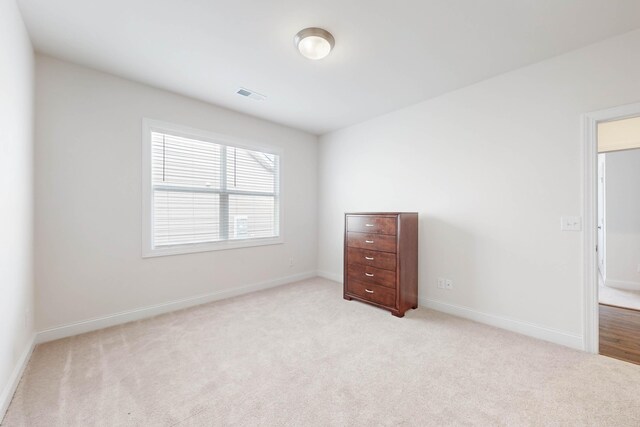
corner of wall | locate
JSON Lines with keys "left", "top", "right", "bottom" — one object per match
{"left": 0, "top": 0, "right": 37, "bottom": 421}
{"left": 0, "top": 335, "right": 36, "bottom": 423}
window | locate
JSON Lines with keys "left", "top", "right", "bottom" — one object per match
{"left": 142, "top": 119, "right": 282, "bottom": 257}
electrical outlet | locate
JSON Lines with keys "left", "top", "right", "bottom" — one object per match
{"left": 560, "top": 216, "right": 582, "bottom": 231}
{"left": 445, "top": 279, "right": 453, "bottom": 290}
{"left": 437, "top": 278, "right": 445, "bottom": 289}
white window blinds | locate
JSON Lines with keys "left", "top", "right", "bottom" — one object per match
{"left": 150, "top": 130, "right": 280, "bottom": 249}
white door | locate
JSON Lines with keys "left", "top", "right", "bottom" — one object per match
{"left": 597, "top": 154, "right": 606, "bottom": 278}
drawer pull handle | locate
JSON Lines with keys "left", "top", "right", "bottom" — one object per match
{"left": 365, "top": 256, "right": 374, "bottom": 260}
{"left": 365, "top": 223, "right": 374, "bottom": 227}
{"left": 365, "top": 273, "right": 374, "bottom": 277}
{"left": 365, "top": 240, "right": 374, "bottom": 244}
{"left": 365, "top": 289, "right": 374, "bottom": 293}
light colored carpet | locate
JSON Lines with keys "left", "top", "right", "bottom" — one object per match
{"left": 3, "top": 277, "right": 640, "bottom": 426}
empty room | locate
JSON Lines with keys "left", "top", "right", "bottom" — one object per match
{"left": 2, "top": 0, "right": 640, "bottom": 425}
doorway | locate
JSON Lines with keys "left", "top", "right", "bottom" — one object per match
{"left": 583, "top": 103, "right": 640, "bottom": 357}
{"left": 589, "top": 112, "right": 640, "bottom": 364}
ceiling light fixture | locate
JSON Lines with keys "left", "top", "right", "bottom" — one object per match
{"left": 294, "top": 27, "right": 335, "bottom": 60}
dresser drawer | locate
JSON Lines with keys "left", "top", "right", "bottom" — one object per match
{"left": 346, "top": 247, "right": 396, "bottom": 271}
{"left": 346, "top": 280, "right": 396, "bottom": 308}
{"left": 346, "top": 232, "right": 397, "bottom": 253}
{"left": 347, "top": 215, "right": 397, "bottom": 235}
{"left": 347, "top": 264, "right": 396, "bottom": 289}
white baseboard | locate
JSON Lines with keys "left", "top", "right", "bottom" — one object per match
{"left": 604, "top": 278, "right": 640, "bottom": 291}
{"left": 317, "top": 270, "right": 342, "bottom": 283}
{"left": 36, "top": 271, "right": 316, "bottom": 344}
{"left": 1, "top": 334, "right": 35, "bottom": 423}
{"left": 420, "top": 297, "right": 584, "bottom": 350}
{"left": 314, "top": 270, "right": 583, "bottom": 350}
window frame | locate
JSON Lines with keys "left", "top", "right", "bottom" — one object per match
{"left": 142, "top": 118, "right": 284, "bottom": 258}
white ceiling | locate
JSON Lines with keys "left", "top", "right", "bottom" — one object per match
{"left": 18, "top": 0, "right": 640, "bottom": 135}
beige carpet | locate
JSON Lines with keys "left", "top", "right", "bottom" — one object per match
{"left": 3, "top": 277, "right": 640, "bottom": 426}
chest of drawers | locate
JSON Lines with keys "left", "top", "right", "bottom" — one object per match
{"left": 343, "top": 212, "right": 418, "bottom": 317}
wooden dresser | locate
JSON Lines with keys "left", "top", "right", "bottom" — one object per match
{"left": 343, "top": 212, "right": 418, "bottom": 317}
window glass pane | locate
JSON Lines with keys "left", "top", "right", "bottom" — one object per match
{"left": 153, "top": 190, "right": 220, "bottom": 246}
{"left": 151, "top": 132, "right": 221, "bottom": 189}
{"left": 147, "top": 126, "right": 280, "bottom": 251}
{"left": 226, "top": 147, "right": 277, "bottom": 193}
{"left": 228, "top": 194, "right": 277, "bottom": 239}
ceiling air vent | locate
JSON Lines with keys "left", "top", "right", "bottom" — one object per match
{"left": 236, "top": 87, "right": 266, "bottom": 101}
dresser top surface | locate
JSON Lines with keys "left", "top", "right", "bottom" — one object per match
{"left": 345, "top": 212, "right": 418, "bottom": 216}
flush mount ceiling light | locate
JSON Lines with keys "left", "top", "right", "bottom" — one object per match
{"left": 294, "top": 27, "right": 335, "bottom": 60}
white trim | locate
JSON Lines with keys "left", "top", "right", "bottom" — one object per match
{"left": 1, "top": 334, "right": 35, "bottom": 423}
{"left": 141, "top": 118, "right": 284, "bottom": 258}
{"left": 36, "top": 271, "right": 316, "bottom": 344}
{"left": 141, "top": 118, "right": 153, "bottom": 257}
{"left": 316, "top": 272, "right": 582, "bottom": 349}
{"left": 582, "top": 111, "right": 599, "bottom": 353}
{"left": 582, "top": 102, "right": 640, "bottom": 354}
{"left": 420, "top": 298, "right": 583, "bottom": 350}
{"left": 317, "top": 270, "right": 343, "bottom": 283}
{"left": 597, "top": 153, "right": 606, "bottom": 281}
{"left": 142, "top": 237, "right": 285, "bottom": 258}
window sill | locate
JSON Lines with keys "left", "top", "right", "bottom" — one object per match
{"left": 142, "top": 236, "right": 284, "bottom": 258}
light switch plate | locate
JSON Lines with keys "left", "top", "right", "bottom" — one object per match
{"left": 561, "top": 216, "right": 582, "bottom": 231}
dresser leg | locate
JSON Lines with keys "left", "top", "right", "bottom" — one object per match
{"left": 391, "top": 310, "right": 404, "bottom": 318}
{"left": 344, "top": 295, "right": 352, "bottom": 301}
{"left": 412, "top": 305, "right": 417, "bottom": 309}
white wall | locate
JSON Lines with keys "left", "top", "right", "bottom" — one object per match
{"left": 605, "top": 149, "right": 640, "bottom": 291}
{"left": 0, "top": 0, "right": 35, "bottom": 418}
{"left": 318, "top": 29, "right": 640, "bottom": 349}
{"left": 35, "top": 55, "right": 318, "bottom": 335}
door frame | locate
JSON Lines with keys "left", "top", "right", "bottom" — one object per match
{"left": 582, "top": 102, "right": 640, "bottom": 353}
{"left": 597, "top": 154, "right": 606, "bottom": 280}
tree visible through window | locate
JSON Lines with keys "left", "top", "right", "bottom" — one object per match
{"left": 149, "top": 130, "right": 280, "bottom": 249}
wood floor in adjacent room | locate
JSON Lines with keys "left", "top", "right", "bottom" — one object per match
{"left": 600, "top": 303, "right": 640, "bottom": 365}
{"left": 4, "top": 278, "right": 640, "bottom": 426}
